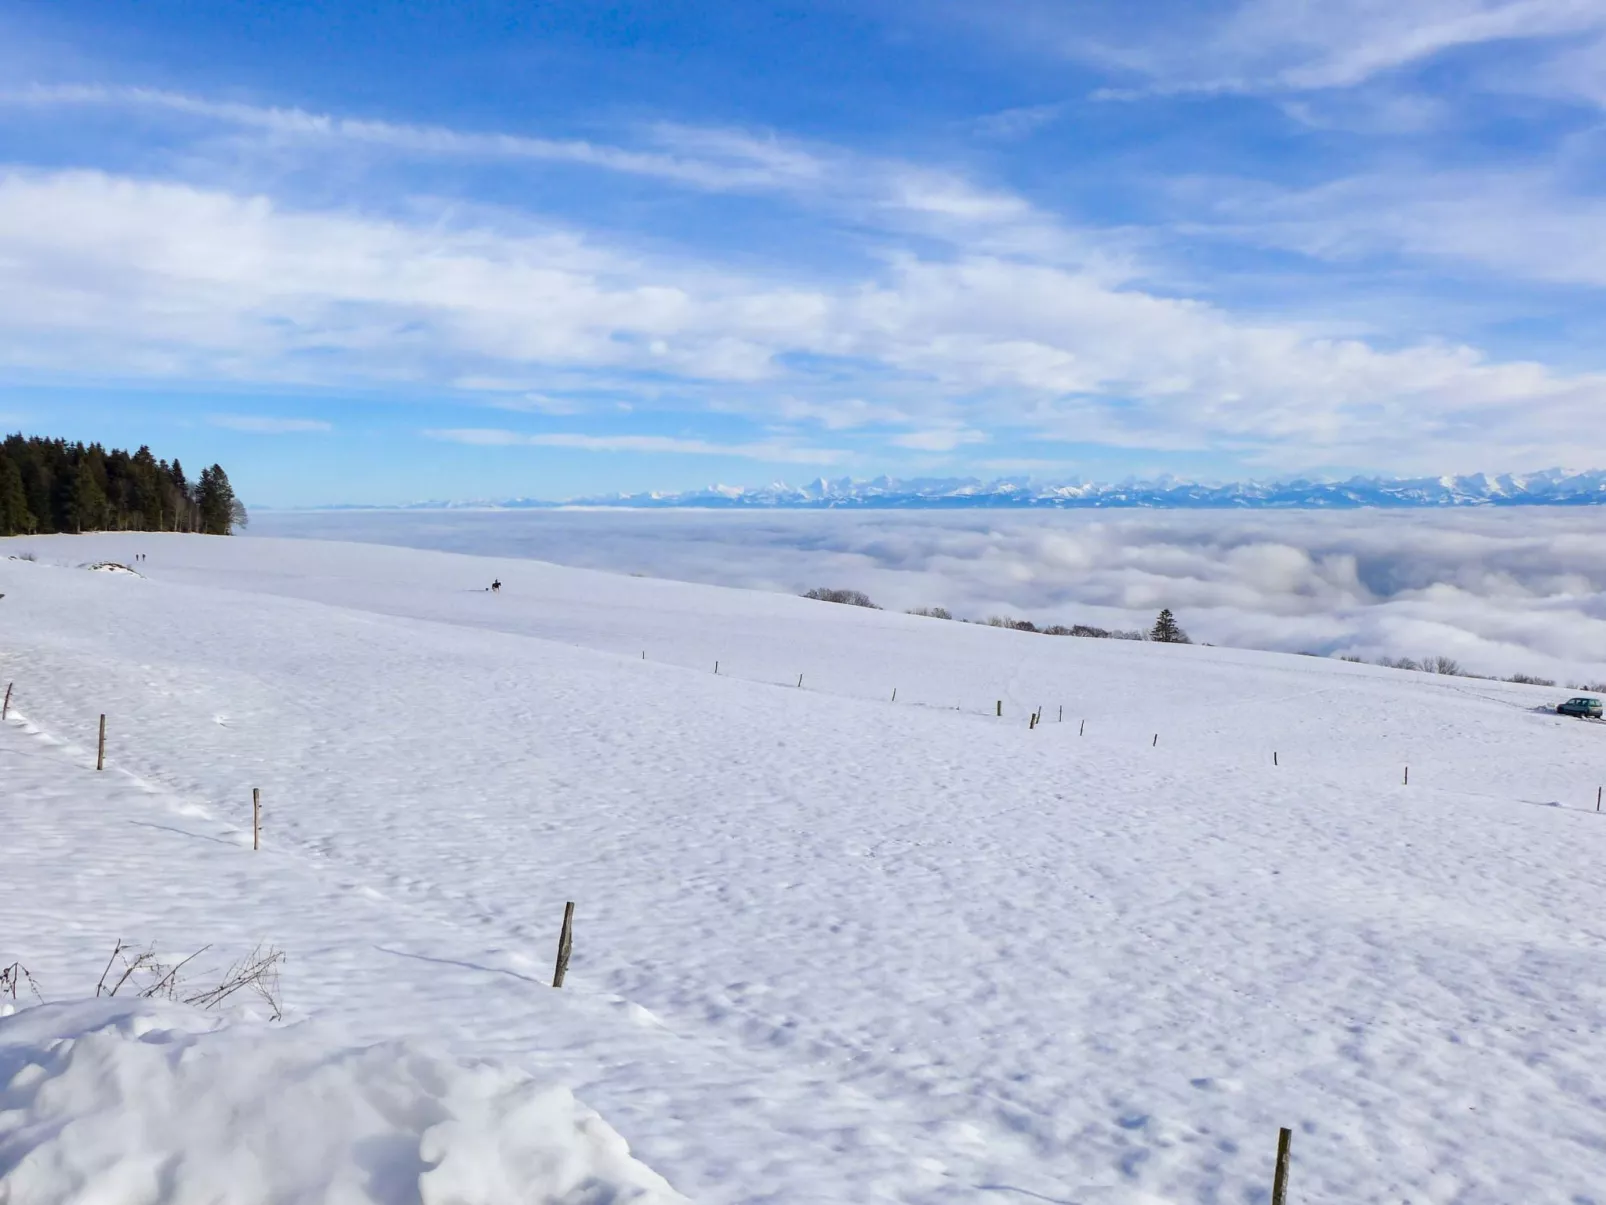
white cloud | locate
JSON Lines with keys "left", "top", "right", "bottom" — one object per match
{"left": 208, "top": 414, "right": 332, "bottom": 433}
{"left": 889, "top": 427, "right": 989, "bottom": 452}
{"left": 2, "top": 168, "right": 1605, "bottom": 472}
{"left": 250, "top": 507, "right": 1606, "bottom": 683}
{"left": 423, "top": 428, "right": 846, "bottom": 464}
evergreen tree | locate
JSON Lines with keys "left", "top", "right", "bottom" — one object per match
{"left": 0, "top": 455, "right": 30, "bottom": 535}
{"left": 196, "top": 463, "right": 241, "bottom": 535}
{"left": 69, "top": 459, "right": 108, "bottom": 532}
{"left": 1150, "top": 608, "right": 1190, "bottom": 644}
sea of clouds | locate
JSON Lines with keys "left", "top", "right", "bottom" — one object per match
{"left": 251, "top": 508, "right": 1606, "bottom": 684}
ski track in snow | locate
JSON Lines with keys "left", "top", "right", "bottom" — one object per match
{"left": 4, "top": 532, "right": 1606, "bottom": 1204}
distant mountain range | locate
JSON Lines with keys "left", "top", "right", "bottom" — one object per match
{"left": 316, "top": 469, "right": 1606, "bottom": 510}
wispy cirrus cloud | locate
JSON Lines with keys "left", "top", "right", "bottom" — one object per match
{"left": 207, "top": 414, "right": 332, "bottom": 434}
{"left": 0, "top": 83, "right": 1097, "bottom": 265}
{"left": 424, "top": 428, "right": 848, "bottom": 464}
{"left": 1189, "top": 165, "right": 1606, "bottom": 289}
{"left": 949, "top": 0, "right": 1606, "bottom": 101}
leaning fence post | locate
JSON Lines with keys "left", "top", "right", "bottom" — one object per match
{"left": 252, "top": 788, "right": 260, "bottom": 851}
{"left": 891, "top": 688, "right": 897, "bottom": 703}
{"left": 1597, "top": 786, "right": 1601, "bottom": 813}
{"left": 1271, "top": 1127, "right": 1292, "bottom": 1205}
{"left": 1079, "top": 719, "right": 1085, "bottom": 736}
{"left": 1152, "top": 733, "right": 1158, "bottom": 747}
{"left": 714, "top": 661, "right": 719, "bottom": 675}
{"left": 797, "top": 674, "right": 803, "bottom": 688}
{"left": 97, "top": 714, "right": 106, "bottom": 771}
{"left": 552, "top": 901, "right": 575, "bottom": 988}
{"left": 2, "top": 681, "right": 11, "bottom": 721}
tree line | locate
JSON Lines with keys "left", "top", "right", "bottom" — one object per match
{"left": 805, "top": 587, "right": 1192, "bottom": 643}
{"left": 0, "top": 434, "right": 246, "bottom": 537}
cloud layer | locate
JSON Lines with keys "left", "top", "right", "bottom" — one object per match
{"left": 1, "top": 163, "right": 1603, "bottom": 473}
{"left": 250, "top": 508, "right": 1606, "bottom": 683}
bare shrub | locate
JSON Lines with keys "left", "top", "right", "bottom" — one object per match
{"left": 802, "top": 587, "right": 879, "bottom": 609}
{"left": 1570, "top": 681, "right": 1606, "bottom": 693}
{"left": 96, "top": 939, "right": 284, "bottom": 1020}
{"left": 1425, "top": 655, "right": 1464, "bottom": 676}
{"left": 1339, "top": 654, "right": 1365, "bottom": 663}
{"left": 1505, "top": 673, "right": 1556, "bottom": 686}
{"left": 907, "top": 606, "right": 952, "bottom": 619}
{"left": 1, "top": 961, "right": 41, "bottom": 1003}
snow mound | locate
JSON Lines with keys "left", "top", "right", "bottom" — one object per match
{"left": 0, "top": 999, "right": 685, "bottom": 1205}
{"left": 82, "top": 561, "right": 143, "bottom": 576}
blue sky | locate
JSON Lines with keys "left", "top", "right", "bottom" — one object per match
{"left": 4, "top": 0, "right": 1606, "bottom": 505}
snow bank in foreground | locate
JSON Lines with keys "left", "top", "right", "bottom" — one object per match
{"left": 0, "top": 1000, "right": 685, "bottom": 1205}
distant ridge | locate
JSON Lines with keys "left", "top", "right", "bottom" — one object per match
{"left": 308, "top": 468, "right": 1606, "bottom": 511}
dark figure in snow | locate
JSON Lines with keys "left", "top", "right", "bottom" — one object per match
{"left": 491, "top": 579, "right": 501, "bottom": 593}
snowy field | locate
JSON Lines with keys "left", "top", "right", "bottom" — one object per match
{"left": 4, "top": 532, "right": 1606, "bottom": 1204}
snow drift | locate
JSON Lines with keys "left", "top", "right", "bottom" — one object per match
{"left": 0, "top": 999, "right": 685, "bottom": 1205}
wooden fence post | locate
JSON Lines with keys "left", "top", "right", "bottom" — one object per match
{"left": 891, "top": 688, "right": 897, "bottom": 703}
{"left": 1058, "top": 705, "right": 1063, "bottom": 723}
{"left": 1274, "top": 751, "right": 1278, "bottom": 766}
{"left": 1029, "top": 713, "right": 1037, "bottom": 730}
{"left": 1079, "top": 719, "right": 1085, "bottom": 736}
{"left": 996, "top": 700, "right": 1002, "bottom": 717}
{"left": 97, "top": 714, "right": 106, "bottom": 771}
{"left": 252, "top": 788, "right": 260, "bottom": 851}
{"left": 1152, "top": 733, "right": 1158, "bottom": 747}
{"left": 797, "top": 674, "right": 803, "bottom": 688}
{"left": 1597, "top": 786, "right": 1601, "bottom": 813}
{"left": 2, "top": 681, "right": 11, "bottom": 721}
{"left": 714, "top": 661, "right": 719, "bottom": 675}
{"left": 1271, "top": 1127, "right": 1292, "bottom": 1205}
{"left": 552, "top": 901, "right": 575, "bottom": 988}
{"left": 1404, "top": 765, "right": 1409, "bottom": 786}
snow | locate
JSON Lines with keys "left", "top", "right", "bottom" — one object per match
{"left": 0, "top": 999, "right": 685, "bottom": 1205}
{"left": 4, "top": 531, "right": 1606, "bottom": 1204}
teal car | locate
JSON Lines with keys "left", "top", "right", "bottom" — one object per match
{"left": 1557, "top": 696, "right": 1603, "bottom": 719}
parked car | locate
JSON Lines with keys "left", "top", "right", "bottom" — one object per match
{"left": 1556, "top": 696, "right": 1603, "bottom": 719}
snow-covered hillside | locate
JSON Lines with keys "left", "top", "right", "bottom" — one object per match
{"left": 3, "top": 533, "right": 1606, "bottom": 1204}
